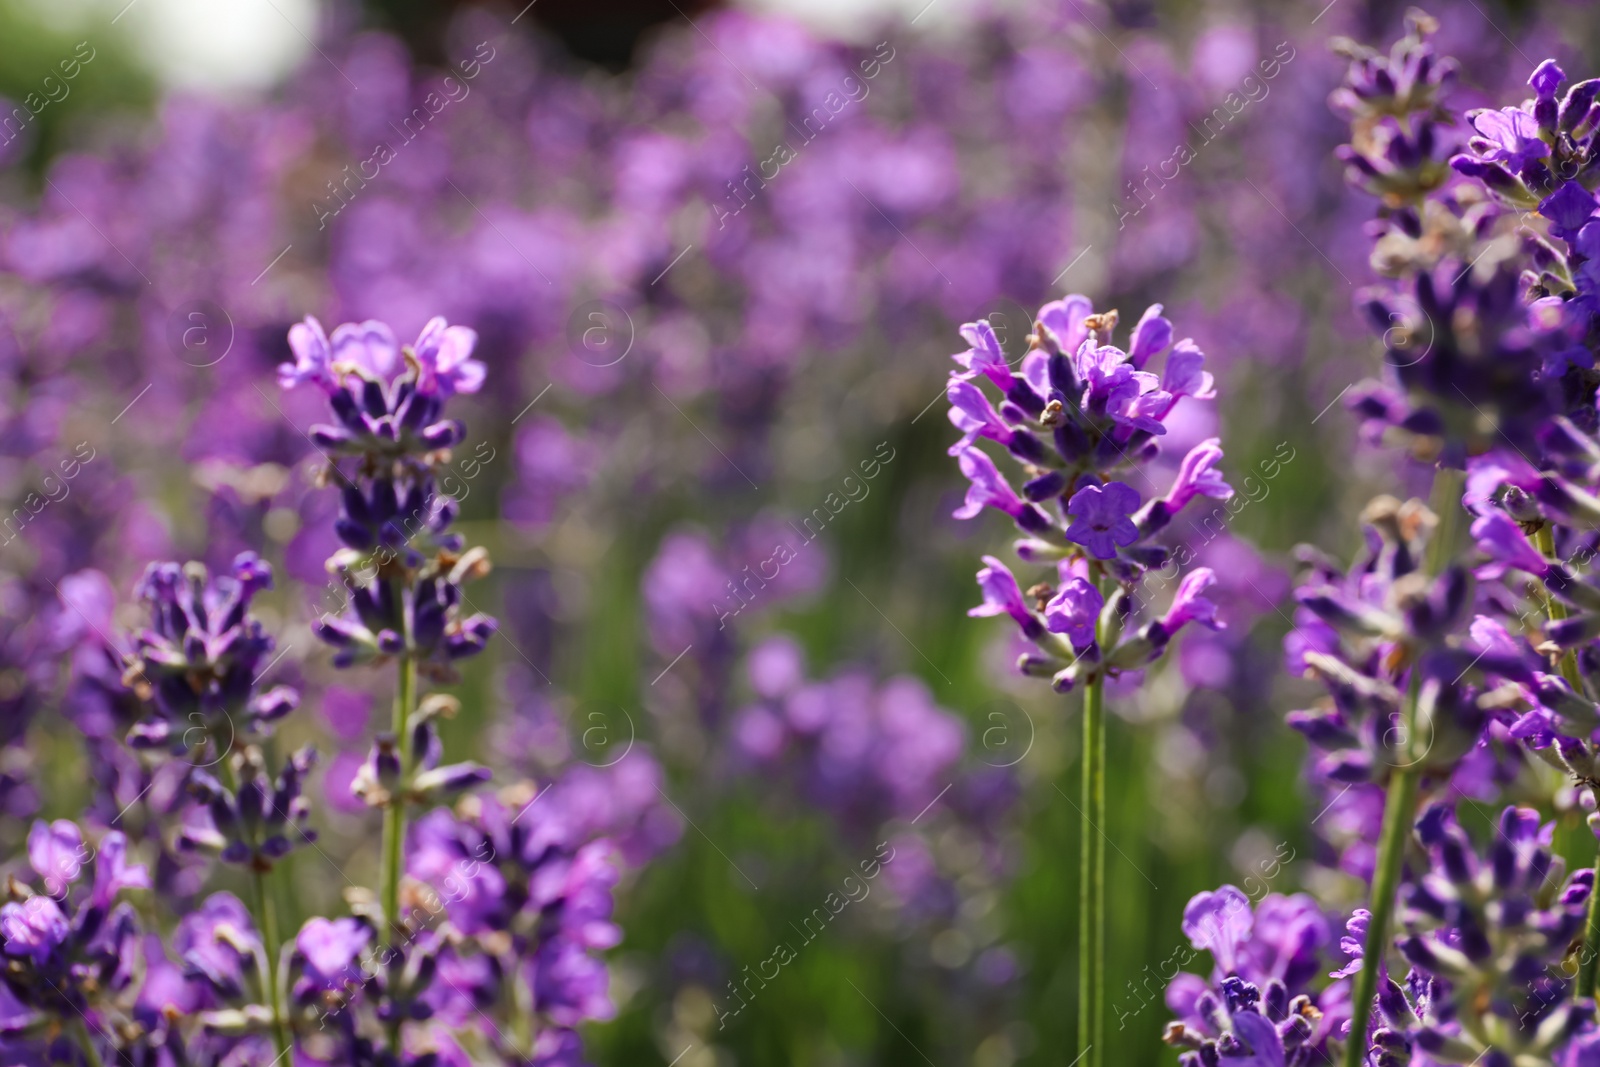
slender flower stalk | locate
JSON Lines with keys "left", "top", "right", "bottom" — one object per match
{"left": 1342, "top": 466, "right": 1464, "bottom": 1067}
{"left": 1080, "top": 570, "right": 1107, "bottom": 1067}
{"left": 1582, "top": 848, "right": 1600, "bottom": 1001}
{"left": 1166, "top": 18, "right": 1600, "bottom": 1067}
{"left": 72, "top": 1018, "right": 107, "bottom": 1067}
{"left": 1342, "top": 740, "right": 1420, "bottom": 1067}
{"left": 214, "top": 749, "right": 291, "bottom": 1062}
{"left": 1537, "top": 514, "right": 1600, "bottom": 1000}
{"left": 247, "top": 861, "right": 290, "bottom": 1060}
{"left": 1531, "top": 522, "right": 1600, "bottom": 1000}
{"left": 201, "top": 726, "right": 293, "bottom": 1064}
{"left": 380, "top": 647, "right": 416, "bottom": 948}
{"left": 945, "top": 297, "right": 1231, "bottom": 1062}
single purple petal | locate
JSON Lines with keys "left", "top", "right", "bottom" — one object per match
{"left": 954, "top": 447, "right": 1024, "bottom": 520}
{"left": 1162, "top": 340, "right": 1215, "bottom": 401}
{"left": 1163, "top": 569, "right": 1224, "bottom": 633}
{"left": 1043, "top": 577, "right": 1102, "bottom": 649}
{"left": 28, "top": 819, "right": 84, "bottom": 896}
{"left": 414, "top": 316, "right": 486, "bottom": 397}
{"left": 1064, "top": 481, "right": 1142, "bottom": 559}
{"left": 280, "top": 315, "right": 335, "bottom": 391}
{"left": 951, "top": 320, "right": 1012, "bottom": 390}
{"left": 296, "top": 917, "right": 371, "bottom": 989}
{"left": 1539, "top": 181, "right": 1597, "bottom": 239}
{"left": 1127, "top": 303, "right": 1172, "bottom": 369}
{"left": 1182, "top": 885, "right": 1252, "bottom": 974}
{"left": 1164, "top": 439, "right": 1233, "bottom": 511}
{"left": 1471, "top": 512, "right": 1549, "bottom": 575}
{"left": 1036, "top": 294, "right": 1093, "bottom": 357}
{"left": 1530, "top": 58, "right": 1565, "bottom": 99}
{"left": 329, "top": 320, "right": 401, "bottom": 380}
{"left": 92, "top": 832, "right": 151, "bottom": 908}
{"left": 970, "top": 555, "right": 1036, "bottom": 635}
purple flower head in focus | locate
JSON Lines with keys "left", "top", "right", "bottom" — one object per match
{"left": 281, "top": 315, "right": 484, "bottom": 399}
{"left": 1065, "top": 481, "right": 1141, "bottom": 560}
{"left": 287, "top": 313, "right": 500, "bottom": 681}
{"left": 1164, "top": 888, "right": 1341, "bottom": 1066}
{"left": 946, "top": 297, "right": 1232, "bottom": 691}
{"left": 1368, "top": 804, "right": 1595, "bottom": 1065}
{"left": 1044, "top": 571, "right": 1103, "bottom": 651}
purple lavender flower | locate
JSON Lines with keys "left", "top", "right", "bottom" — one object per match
{"left": 1065, "top": 481, "right": 1142, "bottom": 560}
{"left": 952, "top": 446, "right": 1049, "bottom": 532}
{"left": 0, "top": 897, "right": 69, "bottom": 967}
{"left": 287, "top": 316, "right": 499, "bottom": 682}
{"left": 1044, "top": 568, "right": 1104, "bottom": 651}
{"left": 0, "top": 825, "right": 147, "bottom": 1026}
{"left": 401, "top": 785, "right": 624, "bottom": 1048}
{"left": 970, "top": 556, "right": 1044, "bottom": 639}
{"left": 1161, "top": 570, "right": 1223, "bottom": 635}
{"left": 28, "top": 819, "right": 86, "bottom": 897}
{"left": 124, "top": 552, "right": 293, "bottom": 755}
{"left": 294, "top": 917, "right": 371, "bottom": 994}
{"left": 1362, "top": 805, "right": 1593, "bottom": 1066}
{"left": 1163, "top": 888, "right": 1343, "bottom": 1067}
{"left": 947, "top": 297, "right": 1233, "bottom": 693}
{"left": 173, "top": 892, "right": 259, "bottom": 999}
{"left": 178, "top": 746, "right": 319, "bottom": 868}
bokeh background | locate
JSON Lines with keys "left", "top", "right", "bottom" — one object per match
{"left": 2, "top": 0, "right": 1598, "bottom": 1063}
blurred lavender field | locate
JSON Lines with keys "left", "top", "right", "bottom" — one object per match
{"left": 1, "top": 0, "right": 1598, "bottom": 1065}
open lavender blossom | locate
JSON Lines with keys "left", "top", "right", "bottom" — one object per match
{"left": 949, "top": 297, "right": 1232, "bottom": 691}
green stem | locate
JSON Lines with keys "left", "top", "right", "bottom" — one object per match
{"left": 381, "top": 632, "right": 417, "bottom": 1057}
{"left": 1533, "top": 525, "right": 1583, "bottom": 690}
{"left": 218, "top": 741, "right": 291, "bottom": 1063}
{"left": 72, "top": 1018, "right": 107, "bottom": 1067}
{"left": 1342, "top": 466, "right": 1463, "bottom": 1067}
{"left": 1342, "top": 760, "right": 1420, "bottom": 1067}
{"left": 1533, "top": 525, "right": 1600, "bottom": 998}
{"left": 1079, "top": 570, "right": 1108, "bottom": 1067}
{"left": 250, "top": 866, "right": 292, "bottom": 1061}
{"left": 1580, "top": 861, "right": 1600, "bottom": 1000}
{"left": 381, "top": 651, "right": 417, "bottom": 948}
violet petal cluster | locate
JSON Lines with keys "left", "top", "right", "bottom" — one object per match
{"left": 949, "top": 298, "right": 1232, "bottom": 690}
